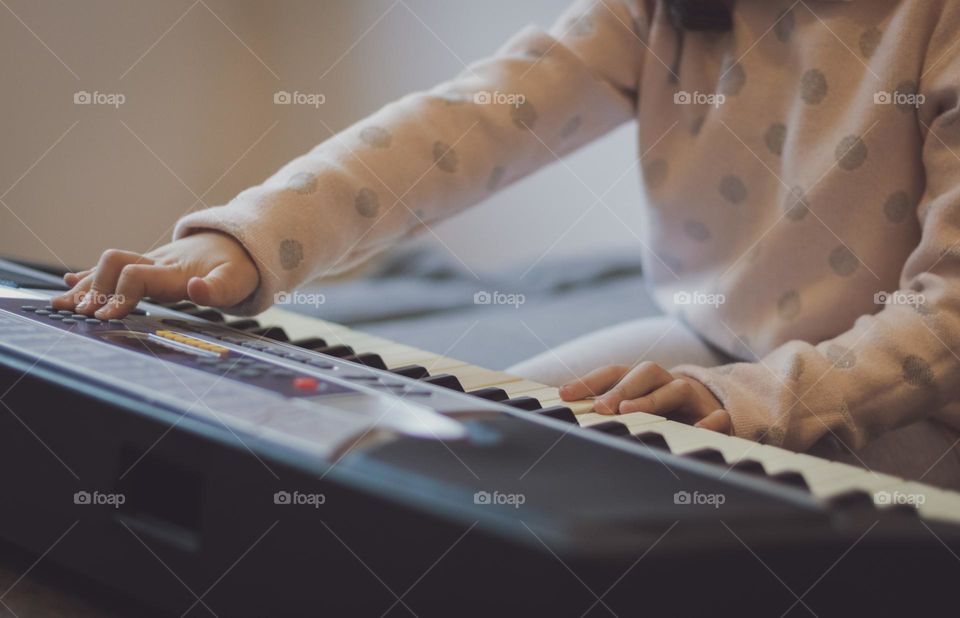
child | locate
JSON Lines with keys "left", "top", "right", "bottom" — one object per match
{"left": 53, "top": 0, "right": 960, "bottom": 486}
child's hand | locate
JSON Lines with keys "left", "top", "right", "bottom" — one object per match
{"left": 51, "top": 232, "right": 259, "bottom": 319}
{"left": 559, "top": 363, "right": 731, "bottom": 434}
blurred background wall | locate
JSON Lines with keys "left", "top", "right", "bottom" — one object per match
{"left": 0, "top": 0, "right": 645, "bottom": 276}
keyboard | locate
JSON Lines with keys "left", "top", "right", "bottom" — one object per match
{"left": 0, "top": 257, "right": 958, "bottom": 617}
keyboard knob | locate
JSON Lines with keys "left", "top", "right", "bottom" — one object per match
{"left": 501, "top": 396, "right": 542, "bottom": 411}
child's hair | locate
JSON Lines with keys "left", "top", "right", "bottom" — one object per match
{"left": 664, "top": 0, "right": 733, "bottom": 31}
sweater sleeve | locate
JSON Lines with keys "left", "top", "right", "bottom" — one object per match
{"left": 674, "top": 7, "right": 960, "bottom": 452}
{"left": 172, "top": 0, "right": 650, "bottom": 315}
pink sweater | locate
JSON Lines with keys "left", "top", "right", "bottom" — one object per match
{"left": 175, "top": 0, "right": 960, "bottom": 452}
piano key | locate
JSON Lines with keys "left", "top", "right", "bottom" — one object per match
{"left": 420, "top": 373, "right": 464, "bottom": 391}
{"left": 447, "top": 366, "right": 523, "bottom": 391}
{"left": 587, "top": 420, "right": 631, "bottom": 437}
{"left": 290, "top": 337, "right": 329, "bottom": 350}
{"left": 182, "top": 307, "right": 225, "bottom": 322}
{"left": 225, "top": 318, "right": 260, "bottom": 331}
{"left": 389, "top": 365, "right": 430, "bottom": 379}
{"left": 537, "top": 405, "right": 577, "bottom": 424}
{"left": 250, "top": 326, "right": 289, "bottom": 341}
{"left": 343, "top": 353, "right": 387, "bottom": 370}
{"left": 467, "top": 387, "right": 509, "bottom": 402}
{"left": 312, "top": 345, "right": 354, "bottom": 358}
{"left": 501, "top": 396, "right": 542, "bottom": 411}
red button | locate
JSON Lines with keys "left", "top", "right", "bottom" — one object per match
{"left": 293, "top": 376, "right": 319, "bottom": 391}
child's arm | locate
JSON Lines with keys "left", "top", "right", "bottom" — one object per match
{"left": 54, "top": 0, "right": 651, "bottom": 318}
{"left": 569, "top": 10, "right": 960, "bottom": 451}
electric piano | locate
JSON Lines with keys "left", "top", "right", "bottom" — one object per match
{"left": 0, "top": 257, "right": 958, "bottom": 617}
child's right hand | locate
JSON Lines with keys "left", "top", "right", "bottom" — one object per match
{"left": 51, "top": 231, "right": 259, "bottom": 319}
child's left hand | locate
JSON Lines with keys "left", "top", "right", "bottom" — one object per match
{"left": 559, "top": 363, "right": 731, "bottom": 434}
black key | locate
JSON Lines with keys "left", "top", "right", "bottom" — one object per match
{"left": 85, "top": 318, "right": 101, "bottom": 325}
{"left": 58, "top": 310, "right": 73, "bottom": 316}
{"left": 467, "top": 387, "right": 509, "bottom": 402}
{"left": 20, "top": 305, "right": 37, "bottom": 311}
{"left": 501, "top": 396, "right": 541, "bottom": 411}
{"left": 730, "top": 459, "right": 766, "bottom": 476}
{"left": 389, "top": 365, "right": 429, "bottom": 379}
{"left": 587, "top": 420, "right": 630, "bottom": 437}
{"left": 182, "top": 307, "right": 225, "bottom": 322}
{"left": 35, "top": 309, "right": 51, "bottom": 315}
{"left": 165, "top": 301, "right": 197, "bottom": 312}
{"left": 537, "top": 405, "right": 577, "bottom": 424}
{"left": 225, "top": 318, "right": 260, "bottom": 331}
{"left": 827, "top": 490, "right": 876, "bottom": 511}
{"left": 311, "top": 345, "right": 354, "bottom": 358}
{"left": 306, "top": 358, "right": 335, "bottom": 369}
{"left": 685, "top": 448, "right": 726, "bottom": 464}
{"left": 343, "top": 353, "right": 387, "bottom": 370}
{"left": 771, "top": 471, "right": 809, "bottom": 490}
{"left": 290, "top": 337, "right": 329, "bottom": 350}
{"left": 61, "top": 318, "right": 78, "bottom": 325}
{"left": 250, "top": 326, "right": 289, "bottom": 341}
{"left": 632, "top": 431, "right": 671, "bottom": 451}
{"left": 421, "top": 373, "right": 463, "bottom": 392}
{"left": 129, "top": 307, "right": 147, "bottom": 316}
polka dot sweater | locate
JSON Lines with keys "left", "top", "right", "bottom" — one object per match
{"left": 174, "top": 0, "right": 960, "bottom": 452}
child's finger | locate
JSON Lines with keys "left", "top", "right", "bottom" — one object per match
{"left": 186, "top": 261, "right": 253, "bottom": 308}
{"left": 694, "top": 409, "right": 732, "bottom": 435}
{"left": 63, "top": 269, "right": 93, "bottom": 286}
{"left": 560, "top": 365, "right": 630, "bottom": 401}
{"left": 618, "top": 378, "right": 694, "bottom": 416}
{"left": 595, "top": 362, "right": 673, "bottom": 414}
{"left": 96, "top": 264, "right": 183, "bottom": 319}
{"left": 78, "top": 250, "right": 153, "bottom": 314}
{"left": 51, "top": 274, "right": 94, "bottom": 310}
